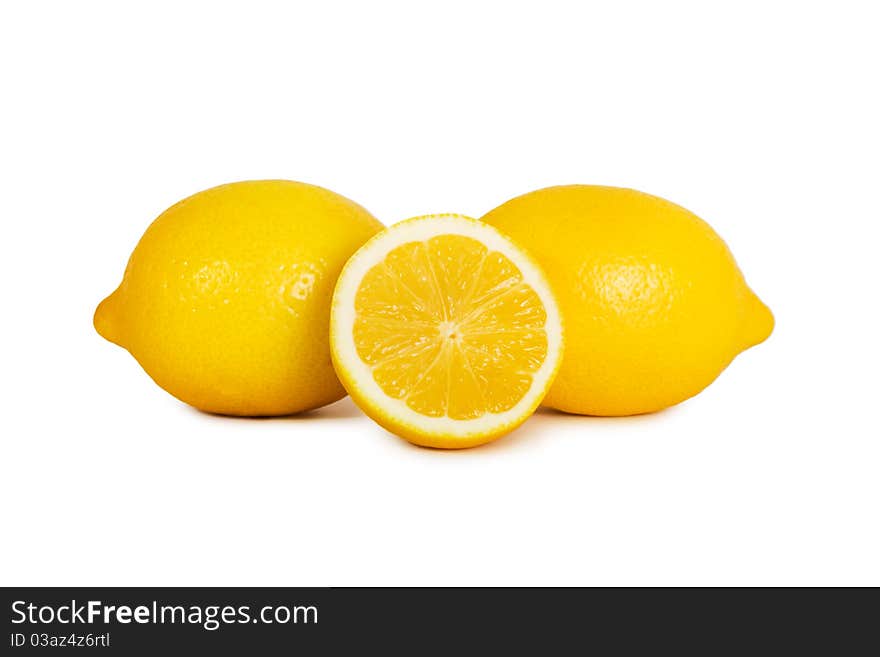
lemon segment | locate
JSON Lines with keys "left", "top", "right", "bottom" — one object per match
{"left": 331, "top": 215, "right": 563, "bottom": 448}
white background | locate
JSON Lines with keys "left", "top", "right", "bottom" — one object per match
{"left": 2, "top": 1, "right": 878, "bottom": 586}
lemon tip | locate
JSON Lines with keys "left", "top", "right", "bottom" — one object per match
{"left": 94, "top": 291, "right": 123, "bottom": 346}
{"left": 742, "top": 289, "right": 774, "bottom": 349}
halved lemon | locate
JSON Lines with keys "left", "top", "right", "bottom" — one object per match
{"left": 330, "top": 215, "right": 563, "bottom": 448}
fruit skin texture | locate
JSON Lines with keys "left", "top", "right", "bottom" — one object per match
{"left": 94, "top": 180, "right": 383, "bottom": 416}
{"left": 482, "top": 185, "right": 774, "bottom": 416}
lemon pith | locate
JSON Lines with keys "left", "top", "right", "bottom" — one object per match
{"left": 482, "top": 185, "right": 774, "bottom": 416}
{"left": 331, "top": 215, "right": 563, "bottom": 448}
{"left": 94, "top": 180, "right": 383, "bottom": 416}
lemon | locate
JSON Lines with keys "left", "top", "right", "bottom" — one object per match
{"left": 94, "top": 180, "right": 383, "bottom": 416}
{"left": 330, "top": 215, "right": 563, "bottom": 448}
{"left": 482, "top": 185, "right": 774, "bottom": 416}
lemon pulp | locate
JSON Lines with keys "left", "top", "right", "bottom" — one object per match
{"left": 353, "top": 234, "right": 549, "bottom": 420}
{"left": 331, "top": 214, "right": 563, "bottom": 448}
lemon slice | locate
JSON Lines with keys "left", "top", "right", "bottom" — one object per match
{"left": 330, "top": 215, "right": 563, "bottom": 448}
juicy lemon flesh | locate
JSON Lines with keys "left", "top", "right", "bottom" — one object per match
{"left": 352, "top": 235, "right": 549, "bottom": 422}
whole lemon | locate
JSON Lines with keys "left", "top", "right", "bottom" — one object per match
{"left": 94, "top": 180, "right": 383, "bottom": 416}
{"left": 482, "top": 185, "right": 774, "bottom": 416}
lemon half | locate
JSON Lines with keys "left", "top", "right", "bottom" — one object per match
{"left": 330, "top": 215, "right": 563, "bottom": 448}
